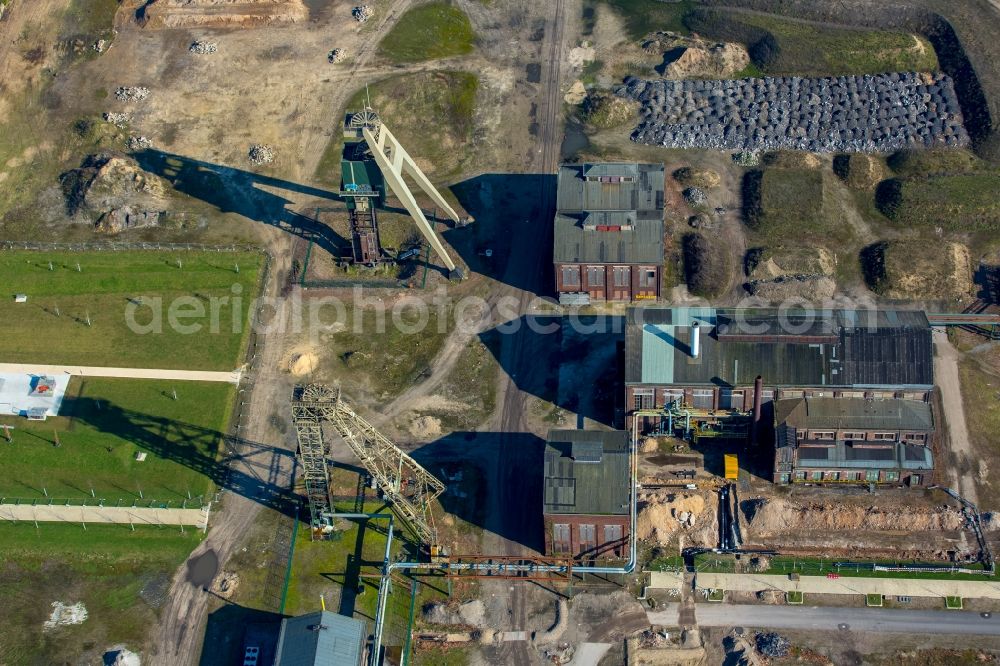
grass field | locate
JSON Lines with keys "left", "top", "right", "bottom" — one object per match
{"left": 0, "top": 522, "right": 202, "bottom": 665}
{"left": 592, "top": 0, "right": 695, "bottom": 39}
{"left": 686, "top": 9, "right": 937, "bottom": 76}
{"left": 743, "top": 168, "right": 849, "bottom": 245}
{"left": 958, "top": 359, "right": 1000, "bottom": 510}
{"left": 0, "top": 250, "right": 262, "bottom": 369}
{"left": 887, "top": 149, "right": 986, "bottom": 177}
{"left": 377, "top": 2, "right": 476, "bottom": 63}
{"left": 876, "top": 172, "right": 1000, "bottom": 231}
{"left": 695, "top": 553, "right": 992, "bottom": 581}
{"left": 315, "top": 71, "right": 479, "bottom": 187}
{"left": 0, "top": 377, "right": 235, "bottom": 501}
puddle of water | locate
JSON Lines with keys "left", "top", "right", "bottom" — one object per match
{"left": 186, "top": 549, "right": 219, "bottom": 588}
{"left": 560, "top": 119, "right": 591, "bottom": 161}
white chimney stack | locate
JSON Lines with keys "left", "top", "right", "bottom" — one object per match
{"left": 691, "top": 321, "right": 701, "bottom": 358}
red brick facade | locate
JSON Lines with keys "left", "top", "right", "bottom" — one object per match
{"left": 556, "top": 263, "right": 660, "bottom": 302}
{"left": 543, "top": 513, "right": 629, "bottom": 559}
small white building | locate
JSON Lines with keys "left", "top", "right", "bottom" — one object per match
{"left": 0, "top": 373, "right": 70, "bottom": 420}
{"left": 14, "top": 294, "right": 27, "bottom": 303}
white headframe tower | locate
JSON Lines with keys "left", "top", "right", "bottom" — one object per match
{"left": 345, "top": 105, "right": 466, "bottom": 279}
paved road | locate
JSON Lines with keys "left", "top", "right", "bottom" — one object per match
{"left": 0, "top": 503, "right": 209, "bottom": 529}
{"left": 0, "top": 362, "right": 241, "bottom": 384}
{"left": 649, "top": 603, "right": 1000, "bottom": 636}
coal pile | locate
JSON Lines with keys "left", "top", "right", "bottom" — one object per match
{"left": 617, "top": 72, "right": 968, "bottom": 153}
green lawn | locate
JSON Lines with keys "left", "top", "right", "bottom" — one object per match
{"left": 0, "top": 522, "right": 202, "bottom": 665}
{"left": 876, "top": 172, "right": 1000, "bottom": 231}
{"left": 945, "top": 595, "right": 964, "bottom": 609}
{"left": 695, "top": 553, "right": 992, "bottom": 581}
{"left": 0, "top": 250, "right": 262, "bottom": 369}
{"left": 594, "top": 0, "right": 695, "bottom": 39}
{"left": 786, "top": 590, "right": 803, "bottom": 604}
{"left": 378, "top": 2, "right": 476, "bottom": 63}
{"left": 0, "top": 377, "right": 235, "bottom": 502}
{"left": 866, "top": 593, "right": 884, "bottom": 607}
{"left": 315, "top": 71, "right": 479, "bottom": 187}
{"left": 743, "top": 168, "right": 848, "bottom": 245}
{"left": 686, "top": 9, "right": 937, "bottom": 76}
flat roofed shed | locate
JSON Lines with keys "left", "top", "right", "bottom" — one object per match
{"left": 274, "top": 610, "right": 366, "bottom": 666}
{"left": 544, "top": 430, "right": 629, "bottom": 516}
{"left": 774, "top": 397, "right": 934, "bottom": 431}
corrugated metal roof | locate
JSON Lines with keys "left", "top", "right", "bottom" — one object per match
{"left": 626, "top": 307, "right": 933, "bottom": 388}
{"left": 557, "top": 163, "right": 664, "bottom": 212}
{"left": 274, "top": 611, "right": 366, "bottom": 666}
{"left": 775, "top": 397, "right": 934, "bottom": 431}
{"left": 543, "top": 430, "right": 629, "bottom": 516}
{"left": 553, "top": 212, "right": 664, "bottom": 264}
{"left": 794, "top": 441, "right": 933, "bottom": 470}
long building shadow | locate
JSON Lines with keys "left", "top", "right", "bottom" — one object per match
{"left": 446, "top": 173, "right": 556, "bottom": 295}
{"left": 478, "top": 315, "right": 624, "bottom": 427}
{"left": 411, "top": 431, "right": 546, "bottom": 553}
{"left": 131, "top": 148, "right": 348, "bottom": 257}
{"left": 199, "top": 603, "right": 284, "bottom": 666}
{"left": 65, "top": 396, "right": 301, "bottom": 519}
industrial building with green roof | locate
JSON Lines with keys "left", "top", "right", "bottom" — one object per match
{"left": 553, "top": 163, "right": 665, "bottom": 304}
{"left": 773, "top": 397, "right": 935, "bottom": 486}
{"left": 625, "top": 307, "right": 935, "bottom": 424}
{"left": 543, "top": 429, "right": 630, "bottom": 560}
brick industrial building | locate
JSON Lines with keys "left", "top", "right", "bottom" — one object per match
{"left": 772, "top": 397, "right": 934, "bottom": 486}
{"left": 624, "top": 307, "right": 934, "bottom": 440}
{"left": 553, "top": 163, "right": 665, "bottom": 304}
{"left": 542, "top": 430, "right": 630, "bottom": 559}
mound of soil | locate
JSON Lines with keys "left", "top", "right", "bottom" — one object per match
{"left": 742, "top": 497, "right": 964, "bottom": 538}
{"left": 833, "top": 153, "right": 886, "bottom": 189}
{"left": 288, "top": 351, "right": 318, "bottom": 376}
{"left": 880, "top": 240, "right": 972, "bottom": 300}
{"left": 61, "top": 153, "right": 168, "bottom": 230}
{"left": 409, "top": 415, "right": 442, "bottom": 440}
{"left": 644, "top": 32, "right": 750, "bottom": 79}
{"left": 637, "top": 492, "right": 715, "bottom": 547}
{"left": 140, "top": 0, "right": 308, "bottom": 29}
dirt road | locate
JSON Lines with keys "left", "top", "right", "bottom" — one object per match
{"left": 933, "top": 329, "right": 979, "bottom": 506}
{"left": 147, "top": 235, "right": 295, "bottom": 666}
{"left": 0, "top": 362, "right": 241, "bottom": 383}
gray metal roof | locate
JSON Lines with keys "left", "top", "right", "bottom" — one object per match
{"left": 774, "top": 397, "right": 934, "bottom": 431}
{"left": 274, "top": 611, "right": 366, "bottom": 666}
{"left": 557, "top": 163, "right": 664, "bottom": 212}
{"left": 554, "top": 163, "right": 665, "bottom": 266}
{"left": 625, "top": 307, "right": 933, "bottom": 388}
{"left": 794, "top": 441, "right": 933, "bottom": 470}
{"left": 543, "top": 430, "right": 629, "bottom": 516}
{"left": 553, "top": 212, "right": 664, "bottom": 264}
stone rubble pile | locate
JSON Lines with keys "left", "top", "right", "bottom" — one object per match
{"left": 352, "top": 5, "right": 373, "bottom": 22}
{"left": 683, "top": 187, "right": 706, "bottom": 205}
{"left": 115, "top": 86, "right": 150, "bottom": 103}
{"left": 103, "top": 112, "right": 129, "bottom": 128}
{"left": 616, "top": 72, "right": 968, "bottom": 152}
{"left": 189, "top": 40, "right": 218, "bottom": 55}
{"left": 127, "top": 136, "right": 152, "bottom": 151}
{"left": 248, "top": 144, "right": 275, "bottom": 165}
{"left": 328, "top": 48, "right": 345, "bottom": 63}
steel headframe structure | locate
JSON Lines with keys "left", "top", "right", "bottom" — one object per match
{"left": 291, "top": 384, "right": 445, "bottom": 543}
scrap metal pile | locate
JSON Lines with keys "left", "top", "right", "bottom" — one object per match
{"left": 616, "top": 72, "right": 968, "bottom": 152}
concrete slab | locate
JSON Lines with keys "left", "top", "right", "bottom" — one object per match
{"left": 696, "top": 572, "right": 1000, "bottom": 600}
{"left": 0, "top": 372, "right": 70, "bottom": 417}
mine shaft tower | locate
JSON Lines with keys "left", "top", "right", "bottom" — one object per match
{"left": 291, "top": 384, "right": 445, "bottom": 543}
{"left": 341, "top": 104, "right": 467, "bottom": 278}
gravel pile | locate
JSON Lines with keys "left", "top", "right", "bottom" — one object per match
{"left": 248, "top": 144, "right": 275, "bottom": 165}
{"left": 103, "top": 112, "right": 129, "bottom": 128}
{"left": 328, "top": 48, "right": 345, "bottom": 63}
{"left": 126, "top": 136, "right": 152, "bottom": 150}
{"left": 352, "top": 5, "right": 373, "bottom": 22}
{"left": 115, "top": 86, "right": 150, "bottom": 103}
{"left": 189, "top": 41, "right": 218, "bottom": 55}
{"left": 755, "top": 632, "right": 791, "bottom": 658}
{"left": 683, "top": 187, "right": 706, "bottom": 205}
{"left": 616, "top": 72, "right": 968, "bottom": 153}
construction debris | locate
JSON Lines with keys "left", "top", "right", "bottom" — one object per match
{"left": 93, "top": 39, "right": 107, "bottom": 53}
{"left": 127, "top": 136, "right": 153, "bottom": 151}
{"left": 115, "top": 86, "right": 150, "bottom": 103}
{"left": 617, "top": 72, "right": 968, "bottom": 152}
{"left": 328, "top": 48, "right": 345, "bottom": 63}
{"left": 103, "top": 646, "right": 141, "bottom": 666}
{"left": 755, "top": 632, "right": 790, "bottom": 659}
{"left": 210, "top": 571, "right": 240, "bottom": 599}
{"left": 103, "top": 112, "right": 129, "bottom": 128}
{"left": 248, "top": 144, "right": 275, "bottom": 165}
{"left": 683, "top": 187, "right": 706, "bottom": 206}
{"left": 43, "top": 601, "right": 88, "bottom": 630}
{"left": 189, "top": 40, "right": 218, "bottom": 54}
{"left": 423, "top": 600, "right": 486, "bottom": 627}
{"left": 352, "top": 5, "right": 373, "bottom": 22}
{"left": 96, "top": 206, "right": 162, "bottom": 233}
